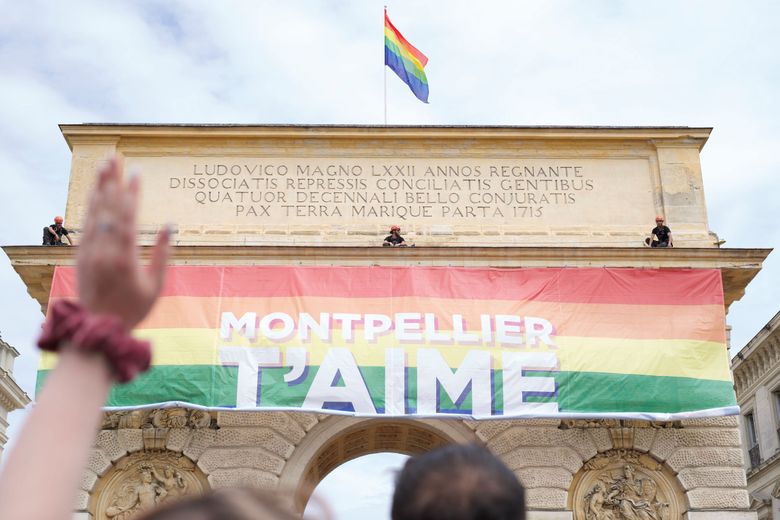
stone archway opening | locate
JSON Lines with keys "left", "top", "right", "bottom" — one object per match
{"left": 303, "top": 452, "right": 409, "bottom": 519}
{"left": 289, "top": 419, "right": 470, "bottom": 513}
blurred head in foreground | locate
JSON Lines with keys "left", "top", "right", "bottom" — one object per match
{"left": 136, "top": 488, "right": 299, "bottom": 520}
{"left": 392, "top": 443, "right": 526, "bottom": 520}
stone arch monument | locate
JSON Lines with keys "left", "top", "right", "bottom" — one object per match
{"left": 4, "top": 124, "right": 770, "bottom": 519}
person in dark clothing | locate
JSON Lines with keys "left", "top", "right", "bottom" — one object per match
{"left": 43, "top": 216, "right": 73, "bottom": 246}
{"left": 392, "top": 443, "right": 526, "bottom": 520}
{"left": 383, "top": 225, "right": 407, "bottom": 247}
{"left": 648, "top": 216, "right": 672, "bottom": 248}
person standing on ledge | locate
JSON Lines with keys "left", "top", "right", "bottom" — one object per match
{"left": 43, "top": 215, "right": 73, "bottom": 246}
{"left": 383, "top": 224, "right": 407, "bottom": 247}
{"left": 648, "top": 216, "right": 673, "bottom": 248}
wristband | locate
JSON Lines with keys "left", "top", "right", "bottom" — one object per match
{"left": 38, "top": 300, "right": 151, "bottom": 383}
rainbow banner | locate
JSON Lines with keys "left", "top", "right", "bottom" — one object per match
{"left": 37, "top": 266, "right": 737, "bottom": 420}
{"left": 384, "top": 11, "right": 429, "bottom": 103}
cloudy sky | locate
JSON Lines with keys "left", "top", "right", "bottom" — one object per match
{"left": 1, "top": 0, "right": 778, "bottom": 517}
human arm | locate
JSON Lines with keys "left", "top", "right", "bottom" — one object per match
{"left": 0, "top": 158, "right": 170, "bottom": 520}
{"left": 49, "top": 225, "right": 61, "bottom": 242}
{"left": 64, "top": 229, "right": 74, "bottom": 245}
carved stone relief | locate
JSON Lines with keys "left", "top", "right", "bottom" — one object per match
{"left": 561, "top": 419, "right": 682, "bottom": 452}
{"left": 101, "top": 408, "right": 216, "bottom": 450}
{"left": 102, "top": 408, "right": 216, "bottom": 431}
{"left": 90, "top": 451, "right": 209, "bottom": 520}
{"left": 569, "top": 450, "right": 684, "bottom": 520}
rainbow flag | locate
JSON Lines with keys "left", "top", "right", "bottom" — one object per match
{"left": 37, "top": 266, "right": 736, "bottom": 420}
{"left": 384, "top": 11, "right": 429, "bottom": 103}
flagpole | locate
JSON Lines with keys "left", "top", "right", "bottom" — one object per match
{"left": 383, "top": 5, "right": 388, "bottom": 125}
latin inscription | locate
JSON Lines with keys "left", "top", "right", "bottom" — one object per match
{"left": 166, "top": 160, "right": 596, "bottom": 221}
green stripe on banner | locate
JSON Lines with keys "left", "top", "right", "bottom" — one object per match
{"left": 37, "top": 366, "right": 240, "bottom": 408}
{"left": 553, "top": 371, "right": 736, "bottom": 413}
{"left": 35, "top": 367, "right": 735, "bottom": 414}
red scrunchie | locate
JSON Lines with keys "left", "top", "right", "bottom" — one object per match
{"left": 38, "top": 300, "right": 151, "bottom": 383}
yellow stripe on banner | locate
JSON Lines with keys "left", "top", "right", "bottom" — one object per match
{"left": 385, "top": 27, "right": 425, "bottom": 70}
{"left": 37, "top": 328, "right": 730, "bottom": 382}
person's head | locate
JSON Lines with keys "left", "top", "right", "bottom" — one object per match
{"left": 390, "top": 224, "right": 401, "bottom": 235}
{"left": 54, "top": 215, "right": 64, "bottom": 226}
{"left": 392, "top": 443, "right": 526, "bottom": 520}
{"left": 136, "top": 488, "right": 299, "bottom": 520}
{"left": 655, "top": 216, "right": 664, "bottom": 225}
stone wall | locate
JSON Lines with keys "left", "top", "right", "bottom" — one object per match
{"left": 732, "top": 311, "right": 780, "bottom": 519}
{"left": 60, "top": 125, "right": 718, "bottom": 248}
{"left": 80, "top": 411, "right": 755, "bottom": 519}
{"left": 0, "top": 336, "right": 31, "bottom": 462}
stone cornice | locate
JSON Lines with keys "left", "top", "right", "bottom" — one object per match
{"left": 0, "top": 369, "right": 31, "bottom": 411}
{"left": 0, "top": 337, "right": 20, "bottom": 358}
{"left": 2, "top": 245, "right": 771, "bottom": 313}
{"left": 59, "top": 124, "right": 713, "bottom": 150}
{"left": 733, "top": 312, "right": 780, "bottom": 398}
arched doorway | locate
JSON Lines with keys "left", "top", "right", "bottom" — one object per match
{"left": 279, "top": 417, "right": 479, "bottom": 513}
{"left": 303, "top": 452, "right": 408, "bottom": 519}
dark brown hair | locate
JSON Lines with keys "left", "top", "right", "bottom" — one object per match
{"left": 392, "top": 443, "right": 526, "bottom": 520}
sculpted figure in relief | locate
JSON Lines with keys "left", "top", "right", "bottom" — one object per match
{"left": 152, "top": 465, "right": 188, "bottom": 501}
{"left": 104, "top": 464, "right": 187, "bottom": 519}
{"left": 582, "top": 464, "right": 669, "bottom": 520}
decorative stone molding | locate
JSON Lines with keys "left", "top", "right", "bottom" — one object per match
{"left": 569, "top": 450, "right": 684, "bottom": 520}
{"left": 772, "top": 478, "right": 780, "bottom": 500}
{"left": 102, "top": 408, "right": 216, "bottom": 431}
{"left": 101, "top": 408, "right": 216, "bottom": 451}
{"left": 0, "top": 335, "right": 31, "bottom": 460}
{"left": 89, "top": 451, "right": 209, "bottom": 520}
{"left": 732, "top": 312, "right": 780, "bottom": 395}
{"left": 561, "top": 420, "right": 682, "bottom": 452}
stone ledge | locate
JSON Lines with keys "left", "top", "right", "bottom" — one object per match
{"left": 214, "top": 428, "right": 295, "bottom": 458}
{"left": 684, "top": 512, "right": 757, "bottom": 520}
{"left": 198, "top": 447, "right": 285, "bottom": 474}
{"left": 677, "top": 467, "right": 747, "bottom": 490}
{"left": 525, "top": 488, "right": 568, "bottom": 510}
{"left": 5, "top": 246, "right": 769, "bottom": 312}
{"left": 686, "top": 488, "right": 750, "bottom": 509}
{"left": 527, "top": 512, "right": 573, "bottom": 520}
{"left": 207, "top": 468, "right": 279, "bottom": 489}
{"left": 666, "top": 448, "right": 744, "bottom": 472}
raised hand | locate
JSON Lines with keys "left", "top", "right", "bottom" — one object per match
{"left": 77, "top": 157, "right": 170, "bottom": 328}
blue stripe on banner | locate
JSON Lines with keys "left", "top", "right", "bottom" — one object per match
{"left": 385, "top": 47, "right": 429, "bottom": 103}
